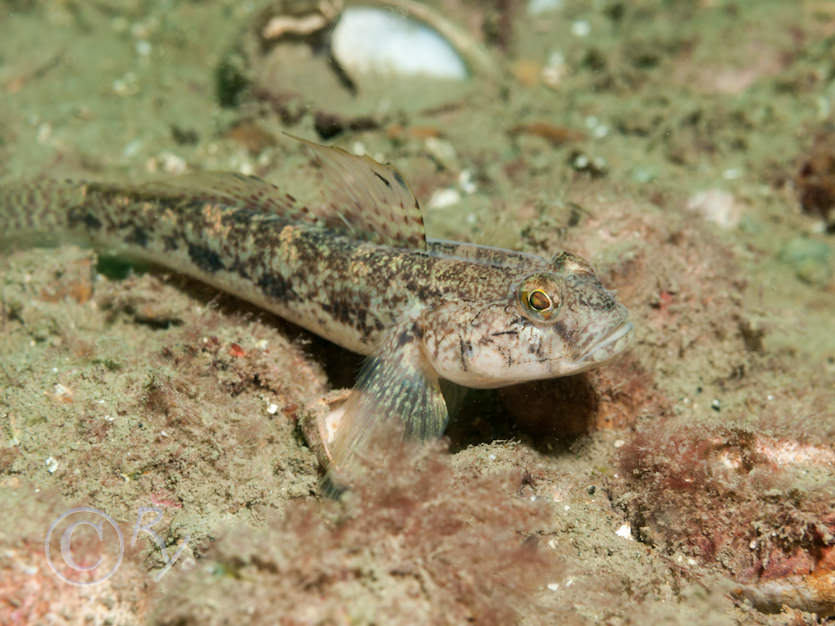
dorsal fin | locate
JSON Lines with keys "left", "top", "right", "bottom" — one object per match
{"left": 86, "top": 137, "right": 428, "bottom": 249}
{"left": 289, "top": 134, "right": 428, "bottom": 250}
{"left": 132, "top": 172, "right": 303, "bottom": 216}
{"left": 82, "top": 172, "right": 311, "bottom": 228}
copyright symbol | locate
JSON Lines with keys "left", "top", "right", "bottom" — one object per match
{"left": 44, "top": 507, "right": 124, "bottom": 586}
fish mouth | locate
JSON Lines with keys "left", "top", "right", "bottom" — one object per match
{"left": 577, "top": 320, "right": 634, "bottom": 366}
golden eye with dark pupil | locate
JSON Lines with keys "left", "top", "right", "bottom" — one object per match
{"left": 517, "top": 273, "right": 562, "bottom": 323}
{"left": 528, "top": 289, "right": 552, "bottom": 311}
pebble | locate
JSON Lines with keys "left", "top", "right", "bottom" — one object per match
{"left": 779, "top": 237, "right": 831, "bottom": 285}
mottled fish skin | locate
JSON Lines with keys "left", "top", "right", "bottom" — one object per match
{"left": 0, "top": 140, "right": 634, "bottom": 489}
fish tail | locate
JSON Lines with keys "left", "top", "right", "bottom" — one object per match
{"left": 0, "top": 179, "right": 92, "bottom": 248}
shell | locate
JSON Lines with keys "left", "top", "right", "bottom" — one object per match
{"left": 218, "top": 0, "right": 503, "bottom": 121}
{"left": 331, "top": 7, "right": 468, "bottom": 81}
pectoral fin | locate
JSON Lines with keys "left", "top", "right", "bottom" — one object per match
{"left": 323, "top": 314, "right": 448, "bottom": 495}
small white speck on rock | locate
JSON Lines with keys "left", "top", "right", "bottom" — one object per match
{"left": 428, "top": 188, "right": 461, "bottom": 210}
{"left": 615, "top": 523, "right": 633, "bottom": 540}
{"left": 687, "top": 189, "right": 740, "bottom": 229}
{"left": 571, "top": 20, "right": 590, "bottom": 37}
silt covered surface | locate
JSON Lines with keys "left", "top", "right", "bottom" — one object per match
{"left": 0, "top": 1, "right": 833, "bottom": 624}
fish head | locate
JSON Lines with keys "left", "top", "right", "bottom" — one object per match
{"left": 421, "top": 251, "right": 633, "bottom": 388}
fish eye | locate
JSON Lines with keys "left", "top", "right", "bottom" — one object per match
{"left": 518, "top": 274, "right": 562, "bottom": 322}
{"left": 528, "top": 289, "right": 551, "bottom": 311}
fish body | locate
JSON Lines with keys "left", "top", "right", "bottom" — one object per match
{"left": 0, "top": 139, "right": 633, "bottom": 485}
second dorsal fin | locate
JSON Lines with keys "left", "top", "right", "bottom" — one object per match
{"left": 131, "top": 172, "right": 302, "bottom": 215}
{"left": 290, "top": 135, "right": 428, "bottom": 250}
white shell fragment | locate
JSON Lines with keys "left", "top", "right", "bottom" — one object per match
{"left": 687, "top": 189, "right": 740, "bottom": 229}
{"left": 615, "top": 523, "right": 633, "bottom": 540}
{"left": 331, "top": 7, "right": 468, "bottom": 80}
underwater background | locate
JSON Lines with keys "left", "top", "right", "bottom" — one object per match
{"left": 1, "top": 1, "right": 834, "bottom": 623}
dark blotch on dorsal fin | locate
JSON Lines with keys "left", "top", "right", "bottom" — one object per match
{"left": 287, "top": 133, "right": 428, "bottom": 250}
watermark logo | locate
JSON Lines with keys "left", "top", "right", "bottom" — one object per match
{"left": 44, "top": 505, "right": 189, "bottom": 586}
{"left": 44, "top": 507, "right": 123, "bottom": 586}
